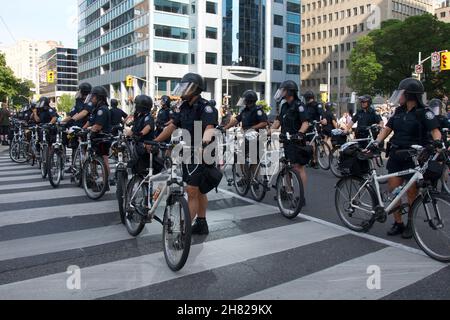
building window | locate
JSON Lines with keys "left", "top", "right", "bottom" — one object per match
{"left": 273, "top": 59, "right": 283, "bottom": 71}
{"left": 206, "top": 1, "right": 217, "bottom": 14}
{"left": 205, "top": 27, "right": 217, "bottom": 39}
{"left": 274, "top": 37, "right": 283, "bottom": 48}
{"left": 287, "top": 43, "right": 300, "bottom": 54}
{"left": 205, "top": 52, "right": 217, "bottom": 64}
{"left": 287, "top": 64, "right": 300, "bottom": 74}
{"left": 191, "top": 53, "right": 195, "bottom": 64}
{"left": 274, "top": 14, "right": 283, "bottom": 26}
{"left": 154, "top": 51, "right": 188, "bottom": 64}
{"left": 154, "top": 25, "right": 189, "bottom": 40}
{"left": 154, "top": 0, "right": 188, "bottom": 15}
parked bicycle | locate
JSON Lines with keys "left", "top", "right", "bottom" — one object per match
{"left": 47, "top": 123, "right": 67, "bottom": 188}
{"left": 306, "top": 121, "right": 331, "bottom": 170}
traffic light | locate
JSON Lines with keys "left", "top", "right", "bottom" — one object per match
{"left": 126, "top": 75, "right": 133, "bottom": 87}
{"left": 441, "top": 52, "right": 450, "bottom": 71}
{"left": 321, "top": 92, "right": 328, "bottom": 104}
{"left": 47, "top": 71, "right": 55, "bottom": 83}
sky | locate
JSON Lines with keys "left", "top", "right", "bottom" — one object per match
{"left": 0, "top": 0, "right": 78, "bottom": 48}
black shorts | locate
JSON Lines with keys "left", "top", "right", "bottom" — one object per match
{"left": 94, "top": 142, "right": 111, "bottom": 157}
{"left": 386, "top": 151, "right": 415, "bottom": 175}
{"left": 182, "top": 164, "right": 205, "bottom": 187}
{"left": 284, "top": 143, "right": 311, "bottom": 166}
{"left": 0, "top": 126, "right": 10, "bottom": 135}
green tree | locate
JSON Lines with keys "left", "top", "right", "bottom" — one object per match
{"left": 57, "top": 94, "right": 76, "bottom": 114}
{"left": 348, "top": 14, "right": 450, "bottom": 98}
{"left": 11, "top": 80, "right": 34, "bottom": 107}
{"left": 0, "top": 53, "right": 19, "bottom": 103}
{"left": 256, "top": 100, "right": 272, "bottom": 114}
{"left": 348, "top": 36, "right": 382, "bottom": 96}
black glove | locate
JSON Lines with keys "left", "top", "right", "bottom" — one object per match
{"left": 433, "top": 140, "right": 444, "bottom": 149}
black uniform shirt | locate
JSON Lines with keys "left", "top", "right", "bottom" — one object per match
{"left": 89, "top": 103, "right": 111, "bottom": 134}
{"left": 110, "top": 107, "right": 128, "bottom": 126}
{"left": 277, "top": 99, "right": 310, "bottom": 135}
{"left": 156, "top": 107, "right": 173, "bottom": 131}
{"left": 69, "top": 99, "right": 90, "bottom": 127}
{"left": 236, "top": 105, "right": 268, "bottom": 130}
{"left": 305, "top": 101, "right": 324, "bottom": 123}
{"left": 352, "top": 108, "right": 382, "bottom": 138}
{"left": 38, "top": 108, "right": 57, "bottom": 124}
{"left": 133, "top": 112, "right": 154, "bottom": 141}
{"left": 387, "top": 105, "right": 439, "bottom": 148}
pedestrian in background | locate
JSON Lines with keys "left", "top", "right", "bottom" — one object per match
{"left": 0, "top": 103, "right": 11, "bottom": 146}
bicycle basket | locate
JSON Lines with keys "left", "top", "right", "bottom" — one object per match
{"left": 423, "top": 160, "right": 444, "bottom": 183}
{"left": 331, "top": 134, "right": 347, "bottom": 148}
{"left": 339, "top": 144, "right": 370, "bottom": 177}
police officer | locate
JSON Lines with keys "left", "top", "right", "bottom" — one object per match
{"left": 62, "top": 83, "right": 92, "bottom": 128}
{"left": 153, "top": 73, "right": 218, "bottom": 235}
{"left": 34, "top": 97, "right": 57, "bottom": 124}
{"left": 271, "top": 81, "right": 311, "bottom": 201}
{"left": 303, "top": 90, "right": 327, "bottom": 168}
{"left": 347, "top": 95, "right": 383, "bottom": 143}
{"left": 110, "top": 99, "right": 128, "bottom": 127}
{"left": 375, "top": 78, "right": 442, "bottom": 238}
{"left": 128, "top": 95, "right": 156, "bottom": 173}
{"left": 84, "top": 86, "right": 112, "bottom": 187}
{"left": 155, "top": 95, "right": 173, "bottom": 137}
{"left": 429, "top": 98, "right": 449, "bottom": 135}
{"left": 322, "top": 102, "right": 338, "bottom": 143}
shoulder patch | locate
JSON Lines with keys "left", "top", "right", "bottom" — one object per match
{"left": 257, "top": 110, "right": 263, "bottom": 116}
{"left": 97, "top": 110, "right": 104, "bottom": 116}
{"left": 205, "top": 106, "right": 214, "bottom": 114}
{"left": 318, "top": 104, "right": 323, "bottom": 109}
{"left": 145, "top": 116, "right": 151, "bottom": 122}
{"left": 299, "top": 106, "right": 305, "bottom": 113}
{"left": 425, "top": 111, "right": 435, "bottom": 120}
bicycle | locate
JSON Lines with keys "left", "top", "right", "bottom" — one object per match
{"left": 436, "top": 128, "right": 449, "bottom": 194}
{"left": 47, "top": 123, "right": 67, "bottom": 188}
{"left": 69, "top": 127, "right": 88, "bottom": 187}
{"left": 9, "top": 120, "right": 29, "bottom": 164}
{"left": 335, "top": 141, "right": 450, "bottom": 262}
{"left": 306, "top": 121, "right": 331, "bottom": 170}
{"left": 38, "top": 124, "right": 52, "bottom": 179}
{"left": 81, "top": 130, "right": 111, "bottom": 200}
{"left": 123, "top": 140, "right": 191, "bottom": 271}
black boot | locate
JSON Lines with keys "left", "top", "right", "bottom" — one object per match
{"left": 387, "top": 222, "right": 405, "bottom": 236}
{"left": 192, "top": 218, "right": 209, "bottom": 235}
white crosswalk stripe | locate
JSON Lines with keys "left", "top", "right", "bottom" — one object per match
{"left": 0, "top": 155, "right": 447, "bottom": 300}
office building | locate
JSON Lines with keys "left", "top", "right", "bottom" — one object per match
{"left": 77, "top": 0, "right": 301, "bottom": 111}
{"left": 436, "top": 1, "right": 450, "bottom": 22}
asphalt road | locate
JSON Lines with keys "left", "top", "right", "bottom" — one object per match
{"left": 0, "top": 146, "right": 449, "bottom": 300}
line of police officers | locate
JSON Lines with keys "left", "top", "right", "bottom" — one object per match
{"left": 14, "top": 75, "right": 449, "bottom": 238}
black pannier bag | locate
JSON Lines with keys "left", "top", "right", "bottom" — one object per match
{"left": 423, "top": 160, "right": 444, "bottom": 184}
{"left": 338, "top": 143, "right": 371, "bottom": 177}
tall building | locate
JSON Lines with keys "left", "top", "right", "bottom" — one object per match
{"left": 38, "top": 47, "right": 79, "bottom": 100}
{"left": 300, "top": 0, "right": 434, "bottom": 110}
{"left": 77, "top": 0, "right": 301, "bottom": 111}
{"left": 1, "top": 40, "right": 60, "bottom": 87}
{"left": 436, "top": 0, "right": 450, "bottom": 22}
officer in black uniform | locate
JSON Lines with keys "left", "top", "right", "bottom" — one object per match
{"left": 303, "top": 90, "right": 327, "bottom": 168}
{"left": 110, "top": 99, "right": 128, "bottom": 127}
{"left": 35, "top": 97, "right": 57, "bottom": 124}
{"left": 84, "top": 86, "right": 112, "bottom": 187}
{"left": 429, "top": 98, "right": 449, "bottom": 136}
{"left": 347, "top": 95, "right": 383, "bottom": 144}
{"left": 375, "top": 78, "right": 442, "bottom": 239}
{"left": 153, "top": 73, "right": 218, "bottom": 235}
{"left": 129, "top": 95, "right": 157, "bottom": 174}
{"left": 155, "top": 95, "right": 173, "bottom": 137}
{"left": 322, "top": 102, "right": 338, "bottom": 143}
{"left": 271, "top": 81, "right": 311, "bottom": 201}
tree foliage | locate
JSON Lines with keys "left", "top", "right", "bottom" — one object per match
{"left": 57, "top": 94, "right": 76, "bottom": 114}
{"left": 349, "top": 14, "right": 450, "bottom": 98}
{"left": 0, "top": 53, "right": 19, "bottom": 103}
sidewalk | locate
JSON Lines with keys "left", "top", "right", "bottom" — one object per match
{"left": 0, "top": 145, "right": 9, "bottom": 155}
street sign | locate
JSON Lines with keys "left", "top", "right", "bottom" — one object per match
{"left": 320, "top": 84, "right": 328, "bottom": 92}
{"left": 47, "top": 71, "right": 56, "bottom": 83}
{"left": 431, "top": 52, "right": 441, "bottom": 72}
{"left": 415, "top": 64, "right": 423, "bottom": 74}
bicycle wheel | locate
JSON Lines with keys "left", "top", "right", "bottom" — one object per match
{"left": 48, "top": 148, "right": 63, "bottom": 188}
{"left": 232, "top": 164, "right": 250, "bottom": 196}
{"left": 124, "top": 175, "right": 147, "bottom": 237}
{"left": 317, "top": 142, "right": 331, "bottom": 170}
{"left": 411, "top": 193, "right": 450, "bottom": 262}
{"left": 82, "top": 156, "right": 108, "bottom": 200}
{"left": 163, "top": 195, "right": 192, "bottom": 272}
{"left": 40, "top": 146, "right": 49, "bottom": 179}
{"left": 335, "top": 176, "right": 377, "bottom": 232}
{"left": 72, "top": 148, "right": 83, "bottom": 187}
{"left": 250, "top": 167, "right": 268, "bottom": 202}
{"left": 10, "top": 140, "right": 28, "bottom": 164}
{"left": 116, "top": 170, "right": 128, "bottom": 225}
{"left": 276, "top": 167, "right": 304, "bottom": 219}
{"left": 436, "top": 164, "right": 449, "bottom": 195}
{"left": 330, "top": 147, "right": 343, "bottom": 179}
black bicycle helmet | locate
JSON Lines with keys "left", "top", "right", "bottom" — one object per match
{"left": 135, "top": 95, "right": 154, "bottom": 114}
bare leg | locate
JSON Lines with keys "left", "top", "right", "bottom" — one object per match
{"left": 198, "top": 193, "right": 208, "bottom": 219}
{"left": 186, "top": 185, "right": 200, "bottom": 220}
{"left": 388, "top": 177, "right": 404, "bottom": 224}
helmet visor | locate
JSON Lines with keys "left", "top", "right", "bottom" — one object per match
{"left": 274, "top": 89, "right": 287, "bottom": 102}
{"left": 75, "top": 90, "right": 83, "bottom": 100}
{"left": 172, "top": 82, "right": 198, "bottom": 98}
{"left": 84, "top": 94, "right": 93, "bottom": 105}
{"left": 236, "top": 98, "right": 246, "bottom": 107}
{"left": 388, "top": 90, "right": 405, "bottom": 107}
{"left": 37, "top": 100, "right": 45, "bottom": 109}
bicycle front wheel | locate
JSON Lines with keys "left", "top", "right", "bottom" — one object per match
{"left": 40, "top": 146, "right": 49, "bottom": 179}
{"left": 412, "top": 193, "right": 450, "bottom": 262}
{"left": 436, "top": 164, "right": 449, "bottom": 195}
{"left": 276, "top": 167, "right": 304, "bottom": 219}
{"left": 335, "top": 176, "right": 377, "bottom": 232}
{"left": 72, "top": 148, "right": 83, "bottom": 187}
{"left": 250, "top": 168, "right": 268, "bottom": 202}
{"left": 82, "top": 156, "right": 108, "bottom": 200}
{"left": 116, "top": 170, "right": 128, "bottom": 225}
{"left": 232, "top": 164, "right": 250, "bottom": 196}
{"left": 10, "top": 140, "right": 28, "bottom": 164}
{"left": 163, "top": 195, "right": 191, "bottom": 272}
{"left": 317, "top": 142, "right": 331, "bottom": 170}
{"left": 330, "top": 147, "right": 343, "bottom": 178}
{"left": 124, "top": 175, "right": 147, "bottom": 236}
{"left": 48, "top": 148, "right": 63, "bottom": 188}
